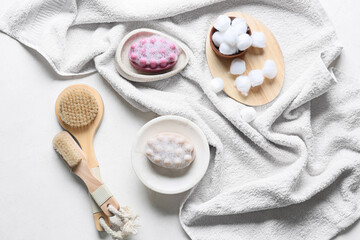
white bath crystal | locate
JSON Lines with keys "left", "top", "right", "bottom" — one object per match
{"left": 236, "top": 33, "right": 252, "bottom": 51}
{"left": 240, "top": 107, "right": 257, "bottom": 122}
{"left": 219, "top": 42, "right": 237, "bottom": 55}
{"left": 262, "top": 59, "right": 277, "bottom": 79}
{"left": 251, "top": 31, "right": 266, "bottom": 48}
{"left": 234, "top": 76, "right": 251, "bottom": 96}
{"left": 223, "top": 26, "right": 238, "bottom": 46}
{"left": 212, "top": 31, "right": 225, "bottom": 47}
{"left": 249, "top": 69, "right": 264, "bottom": 87}
{"left": 210, "top": 77, "right": 224, "bottom": 93}
{"left": 231, "top": 18, "right": 248, "bottom": 35}
{"left": 214, "top": 15, "right": 231, "bottom": 32}
{"left": 230, "top": 59, "right": 246, "bottom": 75}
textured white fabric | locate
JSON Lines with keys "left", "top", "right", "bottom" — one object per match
{"left": 2, "top": 0, "right": 360, "bottom": 239}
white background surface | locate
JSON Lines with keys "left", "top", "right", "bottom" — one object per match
{"left": 0, "top": 1, "right": 360, "bottom": 239}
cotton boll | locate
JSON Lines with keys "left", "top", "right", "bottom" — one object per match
{"left": 234, "top": 76, "right": 251, "bottom": 96}
{"left": 223, "top": 27, "right": 238, "bottom": 46}
{"left": 214, "top": 15, "right": 231, "bottom": 32}
{"left": 219, "top": 42, "right": 237, "bottom": 55}
{"left": 236, "top": 34, "right": 252, "bottom": 51}
{"left": 249, "top": 70, "right": 264, "bottom": 87}
{"left": 240, "top": 107, "right": 257, "bottom": 122}
{"left": 251, "top": 31, "right": 266, "bottom": 48}
{"left": 212, "top": 31, "right": 225, "bottom": 47}
{"left": 262, "top": 59, "right": 277, "bottom": 79}
{"left": 210, "top": 77, "right": 224, "bottom": 93}
{"left": 231, "top": 18, "right": 248, "bottom": 35}
{"left": 230, "top": 59, "right": 246, "bottom": 75}
{"left": 232, "top": 17, "right": 246, "bottom": 27}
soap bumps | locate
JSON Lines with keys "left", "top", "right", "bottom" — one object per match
{"left": 145, "top": 133, "right": 195, "bottom": 169}
{"left": 129, "top": 35, "right": 179, "bottom": 72}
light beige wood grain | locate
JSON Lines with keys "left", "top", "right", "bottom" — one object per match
{"left": 206, "top": 12, "right": 285, "bottom": 106}
{"left": 55, "top": 84, "right": 109, "bottom": 231}
{"left": 57, "top": 132, "right": 120, "bottom": 217}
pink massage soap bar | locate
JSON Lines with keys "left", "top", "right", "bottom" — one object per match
{"left": 129, "top": 35, "right": 179, "bottom": 73}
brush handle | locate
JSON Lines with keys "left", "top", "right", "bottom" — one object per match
{"left": 73, "top": 158, "right": 120, "bottom": 216}
{"left": 55, "top": 84, "right": 107, "bottom": 231}
{"left": 76, "top": 134, "right": 111, "bottom": 230}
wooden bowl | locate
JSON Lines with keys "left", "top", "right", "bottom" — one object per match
{"left": 210, "top": 16, "right": 252, "bottom": 59}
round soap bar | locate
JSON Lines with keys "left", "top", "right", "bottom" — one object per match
{"left": 145, "top": 132, "right": 196, "bottom": 169}
{"left": 129, "top": 35, "right": 179, "bottom": 73}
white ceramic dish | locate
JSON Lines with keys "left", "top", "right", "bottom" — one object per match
{"left": 131, "top": 116, "right": 210, "bottom": 194}
{"left": 115, "top": 28, "right": 190, "bottom": 82}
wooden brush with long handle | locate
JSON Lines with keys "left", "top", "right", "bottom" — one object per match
{"left": 53, "top": 131, "right": 119, "bottom": 216}
{"left": 55, "top": 84, "right": 109, "bottom": 231}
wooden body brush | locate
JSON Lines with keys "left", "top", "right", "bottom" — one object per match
{"left": 55, "top": 84, "right": 109, "bottom": 231}
{"left": 53, "top": 131, "right": 120, "bottom": 216}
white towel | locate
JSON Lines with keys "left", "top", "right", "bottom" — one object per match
{"left": 2, "top": 0, "right": 360, "bottom": 239}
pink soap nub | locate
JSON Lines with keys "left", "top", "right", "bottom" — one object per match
{"left": 139, "top": 58, "right": 147, "bottom": 67}
{"left": 130, "top": 43, "right": 137, "bottom": 49}
{"left": 159, "top": 58, "right": 168, "bottom": 67}
{"left": 130, "top": 53, "right": 138, "bottom": 60}
{"left": 169, "top": 43, "right": 176, "bottom": 50}
{"left": 150, "top": 59, "right": 157, "bottom": 68}
{"left": 150, "top": 37, "right": 157, "bottom": 44}
{"left": 140, "top": 48, "right": 146, "bottom": 55}
{"left": 169, "top": 53, "right": 177, "bottom": 62}
{"left": 160, "top": 48, "right": 167, "bottom": 54}
{"left": 140, "top": 39, "right": 147, "bottom": 45}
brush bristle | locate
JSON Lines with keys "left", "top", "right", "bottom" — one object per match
{"left": 59, "top": 87, "right": 99, "bottom": 128}
{"left": 53, "top": 132, "right": 82, "bottom": 168}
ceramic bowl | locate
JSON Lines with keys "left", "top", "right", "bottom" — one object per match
{"left": 131, "top": 116, "right": 210, "bottom": 194}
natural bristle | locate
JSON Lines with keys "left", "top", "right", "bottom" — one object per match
{"left": 53, "top": 132, "right": 82, "bottom": 168}
{"left": 59, "top": 87, "right": 99, "bottom": 128}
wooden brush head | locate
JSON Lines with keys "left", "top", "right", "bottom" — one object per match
{"left": 59, "top": 87, "right": 99, "bottom": 128}
{"left": 53, "top": 131, "right": 83, "bottom": 168}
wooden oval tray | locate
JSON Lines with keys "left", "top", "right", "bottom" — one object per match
{"left": 206, "top": 12, "right": 285, "bottom": 106}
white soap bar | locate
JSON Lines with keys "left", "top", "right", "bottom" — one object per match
{"left": 146, "top": 133, "right": 196, "bottom": 169}
{"left": 230, "top": 59, "right": 246, "bottom": 75}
